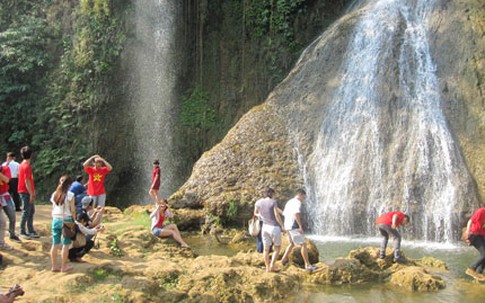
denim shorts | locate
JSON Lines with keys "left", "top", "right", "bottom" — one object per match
{"left": 152, "top": 227, "right": 166, "bottom": 237}
{"left": 52, "top": 217, "right": 73, "bottom": 245}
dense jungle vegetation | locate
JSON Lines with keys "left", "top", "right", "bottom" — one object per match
{"left": 0, "top": 0, "right": 350, "bottom": 203}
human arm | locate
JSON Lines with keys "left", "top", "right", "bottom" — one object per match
{"left": 24, "top": 171, "right": 35, "bottom": 204}
{"left": 83, "top": 155, "right": 98, "bottom": 169}
{"left": 274, "top": 206, "right": 284, "bottom": 230}
{"left": 69, "top": 194, "right": 76, "bottom": 223}
{"left": 465, "top": 219, "right": 472, "bottom": 245}
{"left": 89, "top": 207, "right": 104, "bottom": 227}
{"left": 75, "top": 221, "right": 98, "bottom": 236}
{"left": 98, "top": 156, "right": 113, "bottom": 171}
{"left": 294, "top": 213, "right": 304, "bottom": 233}
{"left": 0, "top": 172, "right": 9, "bottom": 184}
{"left": 391, "top": 214, "right": 400, "bottom": 229}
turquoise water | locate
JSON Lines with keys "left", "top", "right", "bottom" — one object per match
{"left": 187, "top": 234, "right": 485, "bottom": 302}
{"left": 302, "top": 236, "right": 485, "bottom": 303}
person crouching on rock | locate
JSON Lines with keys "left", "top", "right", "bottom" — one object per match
{"left": 464, "top": 207, "right": 485, "bottom": 281}
{"left": 50, "top": 175, "right": 75, "bottom": 272}
{"left": 375, "top": 211, "right": 410, "bottom": 263}
{"left": 150, "top": 199, "right": 190, "bottom": 248}
{"left": 69, "top": 212, "right": 104, "bottom": 263}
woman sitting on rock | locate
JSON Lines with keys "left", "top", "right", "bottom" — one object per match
{"left": 150, "top": 199, "right": 190, "bottom": 248}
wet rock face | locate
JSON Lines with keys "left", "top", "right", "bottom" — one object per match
{"left": 170, "top": 104, "right": 301, "bottom": 219}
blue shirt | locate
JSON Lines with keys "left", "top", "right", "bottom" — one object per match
{"left": 70, "top": 181, "right": 86, "bottom": 196}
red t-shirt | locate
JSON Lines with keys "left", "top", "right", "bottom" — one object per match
{"left": 0, "top": 165, "right": 11, "bottom": 194}
{"left": 375, "top": 211, "right": 406, "bottom": 226}
{"left": 84, "top": 166, "right": 111, "bottom": 196}
{"left": 154, "top": 213, "right": 166, "bottom": 228}
{"left": 151, "top": 167, "right": 161, "bottom": 190}
{"left": 18, "top": 160, "right": 34, "bottom": 194}
{"left": 469, "top": 208, "right": 485, "bottom": 236}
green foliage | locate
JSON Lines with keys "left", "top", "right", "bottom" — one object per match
{"left": 157, "top": 272, "right": 180, "bottom": 290}
{"left": 180, "top": 84, "right": 216, "bottom": 129}
{"left": 226, "top": 199, "right": 238, "bottom": 221}
{"left": 109, "top": 237, "right": 124, "bottom": 257}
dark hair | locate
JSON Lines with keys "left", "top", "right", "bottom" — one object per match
{"left": 53, "top": 175, "right": 73, "bottom": 205}
{"left": 153, "top": 159, "right": 160, "bottom": 165}
{"left": 77, "top": 211, "right": 90, "bottom": 224}
{"left": 6, "top": 152, "right": 15, "bottom": 158}
{"left": 296, "top": 188, "right": 306, "bottom": 196}
{"left": 75, "top": 175, "right": 84, "bottom": 182}
{"left": 404, "top": 214, "right": 410, "bottom": 222}
{"left": 20, "top": 146, "right": 32, "bottom": 160}
{"left": 264, "top": 187, "right": 275, "bottom": 198}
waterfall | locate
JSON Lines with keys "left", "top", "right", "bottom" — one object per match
{"left": 127, "top": 0, "right": 181, "bottom": 202}
{"left": 304, "top": 0, "right": 476, "bottom": 242}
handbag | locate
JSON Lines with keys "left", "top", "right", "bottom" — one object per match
{"left": 248, "top": 217, "right": 261, "bottom": 237}
{"left": 62, "top": 222, "right": 76, "bottom": 239}
{"left": 72, "top": 226, "right": 87, "bottom": 248}
{"left": 61, "top": 200, "right": 76, "bottom": 239}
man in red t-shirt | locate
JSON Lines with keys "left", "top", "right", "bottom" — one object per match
{"left": 83, "top": 155, "right": 112, "bottom": 208}
{"left": 375, "top": 211, "right": 409, "bottom": 262}
{"left": 18, "top": 146, "right": 39, "bottom": 239}
{"left": 464, "top": 208, "right": 485, "bottom": 280}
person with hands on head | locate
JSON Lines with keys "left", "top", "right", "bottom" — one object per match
{"left": 464, "top": 207, "right": 485, "bottom": 281}
{"left": 150, "top": 199, "right": 190, "bottom": 248}
{"left": 83, "top": 155, "right": 112, "bottom": 208}
{"left": 280, "top": 189, "right": 317, "bottom": 272}
{"left": 375, "top": 211, "right": 409, "bottom": 263}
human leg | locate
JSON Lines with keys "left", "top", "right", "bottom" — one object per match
{"left": 469, "top": 235, "right": 485, "bottom": 273}
{"left": 0, "top": 210, "right": 7, "bottom": 247}
{"left": 50, "top": 218, "right": 62, "bottom": 271}
{"left": 281, "top": 233, "right": 295, "bottom": 264}
{"left": 19, "top": 193, "right": 29, "bottom": 236}
{"left": 27, "top": 203, "right": 36, "bottom": 236}
{"left": 388, "top": 228, "right": 402, "bottom": 259}
{"left": 9, "top": 178, "right": 21, "bottom": 211}
{"left": 378, "top": 224, "right": 390, "bottom": 258}
{"left": 157, "top": 224, "right": 189, "bottom": 248}
{"left": 93, "top": 194, "right": 106, "bottom": 208}
{"left": 3, "top": 198, "right": 17, "bottom": 238}
{"left": 148, "top": 189, "right": 159, "bottom": 204}
{"left": 269, "top": 227, "right": 282, "bottom": 271}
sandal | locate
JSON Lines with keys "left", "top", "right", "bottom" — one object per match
{"left": 51, "top": 267, "right": 61, "bottom": 272}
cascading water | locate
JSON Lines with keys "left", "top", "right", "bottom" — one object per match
{"left": 303, "top": 0, "right": 478, "bottom": 242}
{"left": 127, "top": 0, "right": 182, "bottom": 202}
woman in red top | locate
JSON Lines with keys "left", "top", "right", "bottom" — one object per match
{"left": 464, "top": 208, "right": 485, "bottom": 280}
{"left": 150, "top": 199, "right": 189, "bottom": 248}
{"left": 375, "top": 211, "right": 409, "bottom": 262}
{"left": 148, "top": 160, "right": 161, "bottom": 204}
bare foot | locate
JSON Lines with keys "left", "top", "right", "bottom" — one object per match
{"left": 51, "top": 267, "right": 60, "bottom": 272}
{"left": 61, "top": 265, "right": 73, "bottom": 272}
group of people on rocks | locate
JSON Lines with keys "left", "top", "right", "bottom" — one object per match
{"left": 1, "top": 147, "right": 484, "bottom": 285}
{"left": 252, "top": 186, "right": 485, "bottom": 282}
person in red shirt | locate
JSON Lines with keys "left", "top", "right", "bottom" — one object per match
{"left": 464, "top": 208, "right": 485, "bottom": 280}
{"left": 0, "top": 164, "right": 20, "bottom": 243}
{"left": 148, "top": 160, "right": 161, "bottom": 204}
{"left": 150, "top": 199, "right": 189, "bottom": 248}
{"left": 375, "top": 211, "right": 409, "bottom": 262}
{"left": 18, "top": 146, "right": 39, "bottom": 239}
{"left": 83, "top": 155, "right": 112, "bottom": 208}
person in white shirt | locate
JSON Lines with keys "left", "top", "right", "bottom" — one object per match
{"left": 3, "top": 152, "right": 20, "bottom": 211}
{"left": 280, "top": 189, "right": 317, "bottom": 272}
{"left": 49, "top": 175, "right": 76, "bottom": 272}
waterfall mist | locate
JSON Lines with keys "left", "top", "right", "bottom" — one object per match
{"left": 283, "top": 0, "right": 480, "bottom": 242}
{"left": 122, "top": 0, "right": 183, "bottom": 203}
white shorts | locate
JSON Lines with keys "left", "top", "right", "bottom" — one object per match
{"left": 262, "top": 224, "right": 282, "bottom": 247}
{"left": 287, "top": 229, "right": 305, "bottom": 245}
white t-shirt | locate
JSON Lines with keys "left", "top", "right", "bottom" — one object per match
{"left": 283, "top": 197, "right": 301, "bottom": 230}
{"left": 3, "top": 160, "right": 19, "bottom": 178}
{"left": 51, "top": 191, "right": 75, "bottom": 218}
